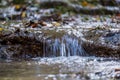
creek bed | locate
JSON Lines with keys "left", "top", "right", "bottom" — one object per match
{"left": 0, "top": 56, "right": 120, "bottom": 80}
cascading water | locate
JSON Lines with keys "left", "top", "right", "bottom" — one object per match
{"left": 42, "top": 35, "right": 88, "bottom": 57}
{"left": 0, "top": 29, "right": 89, "bottom": 59}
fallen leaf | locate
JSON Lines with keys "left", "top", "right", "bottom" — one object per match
{"left": 31, "top": 23, "right": 38, "bottom": 28}
{"left": 15, "top": 5, "right": 21, "bottom": 10}
{"left": 21, "top": 11, "right": 26, "bottom": 18}
{"left": 0, "top": 28, "right": 4, "bottom": 31}
{"left": 81, "top": 1, "right": 88, "bottom": 7}
{"left": 52, "top": 22, "right": 60, "bottom": 26}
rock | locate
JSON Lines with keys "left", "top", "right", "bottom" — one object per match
{"left": 82, "top": 42, "right": 120, "bottom": 58}
{"left": 39, "top": 0, "right": 69, "bottom": 9}
{"left": 113, "top": 68, "right": 120, "bottom": 79}
{"left": 100, "top": 0, "right": 120, "bottom": 6}
{"left": 0, "top": 29, "right": 44, "bottom": 59}
{"left": 39, "top": 13, "right": 62, "bottom": 22}
{"left": 82, "top": 29, "right": 120, "bottom": 58}
{"left": 115, "top": 69, "right": 120, "bottom": 72}
{"left": 26, "top": 20, "right": 41, "bottom": 28}
{"left": 39, "top": 0, "right": 120, "bottom": 15}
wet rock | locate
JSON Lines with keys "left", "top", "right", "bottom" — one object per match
{"left": 82, "top": 42, "right": 120, "bottom": 58}
{"left": 0, "top": 29, "right": 65, "bottom": 59}
{"left": 39, "top": 13, "right": 62, "bottom": 22}
{"left": 39, "top": 0, "right": 69, "bottom": 9}
{"left": 82, "top": 29, "right": 120, "bottom": 58}
{"left": 115, "top": 69, "right": 120, "bottom": 72}
{"left": 0, "top": 28, "right": 89, "bottom": 59}
{"left": 26, "top": 20, "right": 40, "bottom": 28}
{"left": 0, "top": 29, "right": 44, "bottom": 59}
{"left": 39, "top": 0, "right": 120, "bottom": 15}
{"left": 100, "top": 0, "right": 120, "bottom": 6}
{"left": 112, "top": 68, "right": 120, "bottom": 79}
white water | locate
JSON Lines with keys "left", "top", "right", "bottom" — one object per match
{"left": 43, "top": 35, "right": 88, "bottom": 57}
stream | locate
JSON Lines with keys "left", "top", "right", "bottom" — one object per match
{"left": 0, "top": 0, "right": 120, "bottom": 79}
{"left": 0, "top": 19, "right": 120, "bottom": 80}
{"left": 0, "top": 56, "right": 120, "bottom": 80}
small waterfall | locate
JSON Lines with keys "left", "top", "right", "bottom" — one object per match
{"left": 0, "top": 32, "right": 89, "bottom": 59}
{"left": 43, "top": 35, "right": 88, "bottom": 57}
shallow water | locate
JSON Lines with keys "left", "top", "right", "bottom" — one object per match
{"left": 0, "top": 56, "right": 120, "bottom": 80}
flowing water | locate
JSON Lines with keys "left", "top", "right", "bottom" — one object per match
{"left": 0, "top": 35, "right": 120, "bottom": 80}
{"left": 43, "top": 35, "right": 88, "bottom": 57}
{"left": 0, "top": 56, "right": 120, "bottom": 80}
{"left": 0, "top": 0, "right": 120, "bottom": 79}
